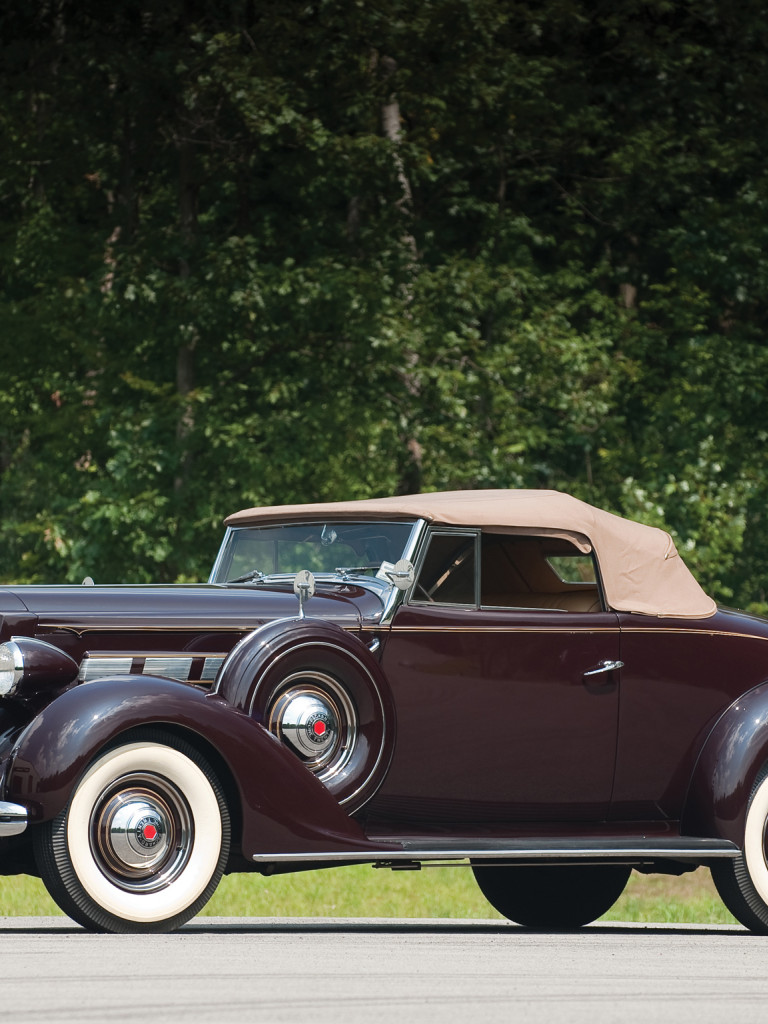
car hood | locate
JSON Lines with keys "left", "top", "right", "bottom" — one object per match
{"left": 0, "top": 582, "right": 383, "bottom": 635}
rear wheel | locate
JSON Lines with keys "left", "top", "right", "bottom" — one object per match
{"left": 34, "top": 729, "right": 230, "bottom": 933}
{"left": 712, "top": 765, "right": 768, "bottom": 934}
{"left": 472, "top": 863, "right": 630, "bottom": 929}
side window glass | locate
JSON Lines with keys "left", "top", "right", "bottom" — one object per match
{"left": 480, "top": 534, "right": 603, "bottom": 613}
{"left": 546, "top": 554, "right": 596, "bottom": 584}
{"left": 413, "top": 534, "right": 477, "bottom": 605}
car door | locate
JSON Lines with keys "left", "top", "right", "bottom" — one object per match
{"left": 368, "top": 529, "right": 622, "bottom": 829}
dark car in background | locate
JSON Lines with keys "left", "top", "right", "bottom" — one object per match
{"left": 1, "top": 489, "right": 768, "bottom": 933}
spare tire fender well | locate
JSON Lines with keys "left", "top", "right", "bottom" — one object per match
{"left": 214, "top": 618, "right": 395, "bottom": 812}
{"left": 214, "top": 618, "right": 383, "bottom": 709}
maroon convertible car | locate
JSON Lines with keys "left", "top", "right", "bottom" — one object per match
{"left": 1, "top": 489, "right": 768, "bottom": 933}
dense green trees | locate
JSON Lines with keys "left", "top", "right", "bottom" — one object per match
{"left": 1, "top": 1, "right": 767, "bottom": 607}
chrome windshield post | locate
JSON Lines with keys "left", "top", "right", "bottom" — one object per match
{"left": 380, "top": 520, "right": 427, "bottom": 625}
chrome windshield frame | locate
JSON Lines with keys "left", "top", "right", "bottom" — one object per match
{"left": 208, "top": 526, "right": 236, "bottom": 584}
{"left": 208, "top": 520, "right": 427, "bottom": 619}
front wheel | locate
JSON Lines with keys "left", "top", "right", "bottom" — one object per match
{"left": 472, "top": 863, "right": 631, "bottom": 929}
{"left": 712, "top": 765, "right": 768, "bottom": 934}
{"left": 34, "top": 729, "right": 230, "bottom": 933}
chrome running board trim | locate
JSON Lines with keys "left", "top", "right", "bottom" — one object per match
{"left": 252, "top": 837, "right": 740, "bottom": 864}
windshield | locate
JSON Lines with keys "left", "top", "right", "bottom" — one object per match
{"left": 210, "top": 521, "right": 418, "bottom": 584}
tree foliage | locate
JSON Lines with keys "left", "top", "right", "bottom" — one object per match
{"left": 1, "top": 0, "right": 767, "bottom": 608}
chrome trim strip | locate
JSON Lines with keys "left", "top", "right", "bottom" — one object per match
{"left": 59, "top": 622, "right": 759, "bottom": 639}
{"left": 144, "top": 656, "right": 194, "bottom": 681}
{"left": 252, "top": 838, "right": 740, "bottom": 864}
{"left": 41, "top": 625, "right": 257, "bottom": 637}
{"left": 78, "top": 652, "right": 229, "bottom": 683}
{"left": 0, "top": 801, "right": 28, "bottom": 837}
{"left": 79, "top": 656, "right": 133, "bottom": 682}
{"left": 41, "top": 623, "right": 364, "bottom": 638}
{"left": 388, "top": 626, "right": 622, "bottom": 634}
{"left": 621, "top": 628, "right": 768, "bottom": 642}
{"left": 201, "top": 656, "right": 225, "bottom": 681}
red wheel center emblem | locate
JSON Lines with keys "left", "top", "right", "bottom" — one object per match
{"left": 313, "top": 720, "right": 327, "bottom": 737}
{"left": 143, "top": 824, "right": 158, "bottom": 841}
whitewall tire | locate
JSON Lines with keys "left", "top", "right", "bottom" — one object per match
{"left": 34, "top": 730, "right": 230, "bottom": 933}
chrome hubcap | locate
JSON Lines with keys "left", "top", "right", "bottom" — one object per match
{"left": 268, "top": 672, "right": 357, "bottom": 781}
{"left": 90, "top": 773, "right": 192, "bottom": 892}
{"left": 271, "top": 691, "right": 339, "bottom": 761}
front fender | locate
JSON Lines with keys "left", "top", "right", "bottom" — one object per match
{"left": 5, "top": 676, "right": 387, "bottom": 858}
{"left": 683, "top": 681, "right": 768, "bottom": 845}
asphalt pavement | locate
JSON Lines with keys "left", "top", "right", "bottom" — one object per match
{"left": 1, "top": 917, "right": 765, "bottom": 1023}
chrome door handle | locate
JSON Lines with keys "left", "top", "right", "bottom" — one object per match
{"left": 583, "top": 660, "right": 624, "bottom": 678}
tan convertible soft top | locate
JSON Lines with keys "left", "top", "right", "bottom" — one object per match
{"left": 226, "top": 489, "right": 716, "bottom": 619}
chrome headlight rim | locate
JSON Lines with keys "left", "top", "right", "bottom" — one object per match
{"left": 0, "top": 641, "right": 24, "bottom": 697}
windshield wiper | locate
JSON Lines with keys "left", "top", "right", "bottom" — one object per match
{"left": 227, "top": 568, "right": 266, "bottom": 584}
{"left": 335, "top": 564, "right": 381, "bottom": 575}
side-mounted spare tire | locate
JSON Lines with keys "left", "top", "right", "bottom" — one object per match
{"left": 34, "top": 727, "right": 230, "bottom": 934}
{"left": 216, "top": 619, "right": 395, "bottom": 812}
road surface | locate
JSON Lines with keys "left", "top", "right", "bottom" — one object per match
{"left": 2, "top": 917, "right": 765, "bottom": 1023}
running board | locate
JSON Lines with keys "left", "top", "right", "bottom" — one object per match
{"left": 252, "top": 837, "right": 740, "bottom": 865}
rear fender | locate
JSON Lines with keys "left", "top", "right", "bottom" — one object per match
{"left": 682, "top": 681, "right": 768, "bottom": 845}
{"left": 5, "top": 676, "right": 382, "bottom": 858}
{"left": 215, "top": 618, "right": 395, "bottom": 812}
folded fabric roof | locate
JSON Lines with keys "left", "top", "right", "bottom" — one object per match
{"left": 225, "top": 489, "right": 716, "bottom": 619}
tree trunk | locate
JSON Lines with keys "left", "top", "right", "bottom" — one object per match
{"left": 174, "top": 139, "right": 199, "bottom": 500}
{"left": 378, "top": 55, "right": 422, "bottom": 494}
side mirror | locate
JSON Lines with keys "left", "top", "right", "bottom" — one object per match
{"left": 386, "top": 559, "right": 415, "bottom": 591}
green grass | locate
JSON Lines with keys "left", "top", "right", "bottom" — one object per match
{"left": 603, "top": 869, "right": 738, "bottom": 925}
{"left": 0, "top": 865, "right": 738, "bottom": 924}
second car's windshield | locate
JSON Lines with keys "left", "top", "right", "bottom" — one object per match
{"left": 211, "top": 521, "right": 418, "bottom": 583}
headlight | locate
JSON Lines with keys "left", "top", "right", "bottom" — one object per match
{"left": 0, "top": 642, "right": 22, "bottom": 696}
{"left": 0, "top": 638, "right": 78, "bottom": 698}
